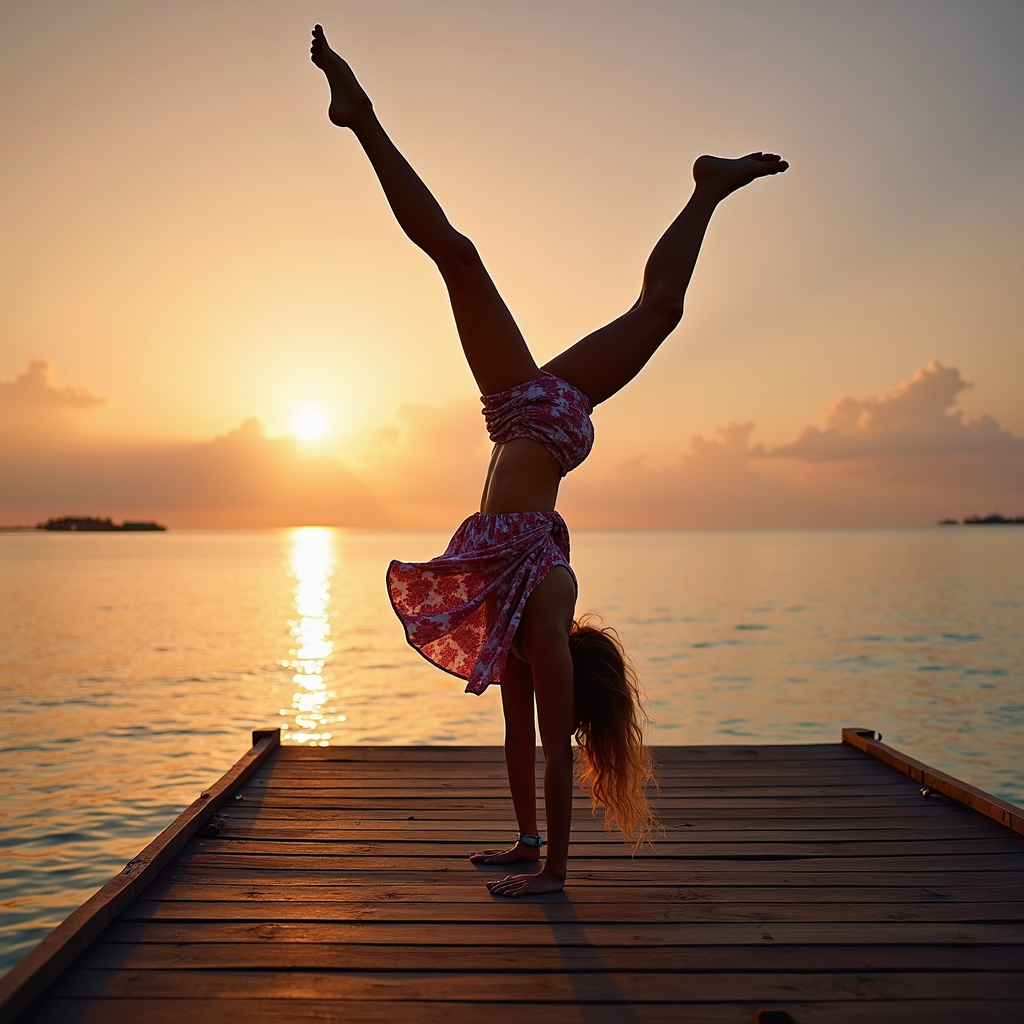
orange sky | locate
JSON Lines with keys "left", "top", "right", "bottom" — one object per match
{"left": 2, "top": 1, "right": 1022, "bottom": 527}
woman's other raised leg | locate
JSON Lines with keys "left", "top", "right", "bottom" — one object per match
{"left": 543, "top": 154, "right": 788, "bottom": 406}
{"left": 469, "top": 654, "right": 541, "bottom": 866}
{"left": 311, "top": 25, "right": 538, "bottom": 396}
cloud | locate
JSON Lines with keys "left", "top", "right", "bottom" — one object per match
{"left": 2, "top": 359, "right": 1020, "bottom": 528}
{"left": 561, "top": 363, "right": 1024, "bottom": 526}
{"left": 349, "top": 399, "right": 490, "bottom": 528}
{"left": 562, "top": 423, "right": 815, "bottom": 528}
{"left": 0, "top": 359, "right": 104, "bottom": 411}
{"left": 0, "top": 359, "right": 104, "bottom": 446}
{"left": 0, "top": 363, "right": 385, "bottom": 525}
{"left": 768, "top": 361, "right": 1023, "bottom": 461}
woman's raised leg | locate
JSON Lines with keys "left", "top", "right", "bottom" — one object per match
{"left": 543, "top": 153, "right": 788, "bottom": 406}
{"left": 311, "top": 25, "right": 539, "bottom": 396}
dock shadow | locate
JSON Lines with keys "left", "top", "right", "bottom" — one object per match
{"left": 482, "top": 883, "right": 642, "bottom": 1024}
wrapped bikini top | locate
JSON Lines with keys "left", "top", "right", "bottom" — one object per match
{"left": 481, "top": 373, "right": 595, "bottom": 476}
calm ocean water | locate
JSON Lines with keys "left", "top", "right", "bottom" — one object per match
{"left": 1, "top": 525, "right": 1022, "bottom": 973}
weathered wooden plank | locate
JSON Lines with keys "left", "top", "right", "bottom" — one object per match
{"left": 230, "top": 795, "right": 951, "bottom": 810}
{"left": 215, "top": 824, "right": 1006, "bottom": 843}
{"left": 238, "top": 783, "right": 925, "bottom": 798}
{"left": 185, "top": 836, "right": 1023, "bottom": 858}
{"left": 222, "top": 810, "right": 964, "bottom": 824}
{"left": 249, "top": 774, "right": 901, "bottom": 790}
{"left": 257, "top": 752, "right": 882, "bottom": 766}
{"left": 170, "top": 851, "right": 1024, "bottom": 873}
{"left": 252, "top": 783, "right": 911, "bottom": 799}
{"left": 25, "top": 999, "right": 1024, "bottom": 1024}
{"left": 47, "top": 968, "right": 1024, "bottom": 1002}
{"left": 256, "top": 760, "right": 895, "bottom": 772}
{"left": 25, "top": 998, "right": 1023, "bottom": 1024}
{"left": 95, "top": 919, "right": 1024, "bottom": 948}
{"left": 273, "top": 743, "right": 861, "bottom": 760}
{"left": 250, "top": 765, "right": 902, "bottom": 781}
{"left": 135, "top": 879, "right": 1024, "bottom": 907}
{"left": 844, "top": 728, "right": 1024, "bottom": 835}
{"left": 120, "top": 897, "right": 1024, "bottom": 923}
{"left": 74, "top": 940, "right": 1024, "bottom": 971}
{"left": 211, "top": 823, "right": 1003, "bottom": 847}
{"left": 158, "top": 865, "right": 1024, "bottom": 887}
{"left": 265, "top": 750, "right": 859, "bottom": 758}
{"left": 222, "top": 804, "right": 972, "bottom": 823}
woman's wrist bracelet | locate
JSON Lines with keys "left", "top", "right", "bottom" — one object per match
{"left": 516, "top": 833, "right": 545, "bottom": 848}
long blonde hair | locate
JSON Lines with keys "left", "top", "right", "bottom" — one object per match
{"left": 570, "top": 614, "right": 657, "bottom": 847}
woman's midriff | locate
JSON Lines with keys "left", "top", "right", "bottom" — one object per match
{"left": 479, "top": 437, "right": 562, "bottom": 514}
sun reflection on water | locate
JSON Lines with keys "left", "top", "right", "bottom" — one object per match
{"left": 282, "top": 527, "right": 344, "bottom": 745}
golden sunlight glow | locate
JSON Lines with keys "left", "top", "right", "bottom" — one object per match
{"left": 292, "top": 407, "right": 328, "bottom": 442}
{"left": 283, "top": 528, "right": 342, "bottom": 745}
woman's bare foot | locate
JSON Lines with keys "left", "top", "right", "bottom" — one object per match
{"left": 693, "top": 153, "right": 789, "bottom": 199}
{"left": 487, "top": 868, "right": 565, "bottom": 898}
{"left": 469, "top": 840, "right": 541, "bottom": 866}
{"left": 309, "top": 25, "right": 372, "bottom": 128}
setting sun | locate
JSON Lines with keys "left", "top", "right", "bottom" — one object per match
{"left": 292, "top": 407, "right": 328, "bottom": 442}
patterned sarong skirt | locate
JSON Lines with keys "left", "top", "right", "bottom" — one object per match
{"left": 386, "top": 511, "right": 575, "bottom": 694}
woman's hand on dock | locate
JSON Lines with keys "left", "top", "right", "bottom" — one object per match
{"left": 486, "top": 868, "right": 566, "bottom": 898}
{"left": 468, "top": 841, "right": 540, "bottom": 865}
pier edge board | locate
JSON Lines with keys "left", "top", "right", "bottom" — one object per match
{"left": 842, "top": 728, "right": 1023, "bottom": 835}
{"left": 0, "top": 728, "right": 282, "bottom": 1023}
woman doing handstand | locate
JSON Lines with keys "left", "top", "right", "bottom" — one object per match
{"left": 311, "top": 25, "right": 787, "bottom": 898}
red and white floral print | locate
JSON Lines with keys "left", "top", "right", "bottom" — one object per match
{"left": 482, "top": 374, "right": 594, "bottom": 476}
{"left": 387, "top": 511, "right": 575, "bottom": 694}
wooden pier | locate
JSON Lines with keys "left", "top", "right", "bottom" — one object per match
{"left": 2, "top": 728, "right": 1022, "bottom": 1023}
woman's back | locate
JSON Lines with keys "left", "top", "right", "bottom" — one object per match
{"left": 479, "top": 373, "right": 595, "bottom": 513}
{"left": 480, "top": 437, "right": 563, "bottom": 513}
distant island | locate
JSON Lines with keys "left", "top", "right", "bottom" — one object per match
{"left": 38, "top": 516, "right": 167, "bottom": 532}
{"left": 938, "top": 514, "right": 1024, "bottom": 526}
